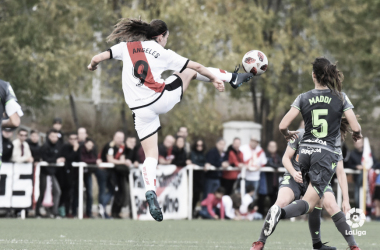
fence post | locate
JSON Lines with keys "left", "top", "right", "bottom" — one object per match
{"left": 78, "top": 163, "right": 84, "bottom": 220}
{"left": 188, "top": 165, "right": 193, "bottom": 220}
{"left": 240, "top": 167, "right": 246, "bottom": 201}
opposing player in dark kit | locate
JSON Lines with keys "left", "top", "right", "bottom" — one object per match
{"left": 0, "top": 79, "right": 23, "bottom": 171}
{"left": 250, "top": 58, "right": 362, "bottom": 250}
{"left": 88, "top": 18, "right": 253, "bottom": 221}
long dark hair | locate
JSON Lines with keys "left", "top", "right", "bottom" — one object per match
{"left": 107, "top": 18, "right": 168, "bottom": 42}
{"left": 192, "top": 139, "right": 206, "bottom": 153}
{"left": 312, "top": 57, "right": 344, "bottom": 99}
{"left": 340, "top": 115, "right": 360, "bottom": 141}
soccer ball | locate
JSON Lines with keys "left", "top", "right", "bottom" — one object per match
{"left": 242, "top": 50, "right": 268, "bottom": 76}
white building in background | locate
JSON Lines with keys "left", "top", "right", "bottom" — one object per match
{"left": 223, "top": 121, "right": 262, "bottom": 148}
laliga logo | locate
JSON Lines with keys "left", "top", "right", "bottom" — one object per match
{"left": 345, "top": 208, "right": 366, "bottom": 236}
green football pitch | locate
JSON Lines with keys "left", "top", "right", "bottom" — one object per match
{"left": 0, "top": 219, "right": 378, "bottom": 250}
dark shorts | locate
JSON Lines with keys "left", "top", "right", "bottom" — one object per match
{"left": 298, "top": 146, "right": 339, "bottom": 198}
{"left": 279, "top": 173, "right": 334, "bottom": 200}
{"left": 373, "top": 186, "right": 380, "bottom": 200}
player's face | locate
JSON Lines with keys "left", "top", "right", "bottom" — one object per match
{"left": 158, "top": 31, "right": 169, "bottom": 48}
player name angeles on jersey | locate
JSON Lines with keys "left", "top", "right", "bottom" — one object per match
{"left": 132, "top": 47, "right": 160, "bottom": 58}
{"left": 309, "top": 95, "right": 332, "bottom": 105}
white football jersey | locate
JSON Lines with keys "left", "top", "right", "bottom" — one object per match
{"left": 109, "top": 40, "right": 189, "bottom": 109}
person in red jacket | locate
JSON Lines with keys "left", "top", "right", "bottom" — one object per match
{"left": 199, "top": 187, "right": 225, "bottom": 220}
{"left": 221, "top": 138, "right": 246, "bottom": 195}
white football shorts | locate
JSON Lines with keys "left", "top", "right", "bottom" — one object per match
{"left": 131, "top": 74, "right": 183, "bottom": 141}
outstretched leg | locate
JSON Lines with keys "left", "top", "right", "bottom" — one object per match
{"left": 175, "top": 65, "right": 253, "bottom": 92}
{"left": 253, "top": 187, "right": 295, "bottom": 249}
{"left": 140, "top": 133, "right": 163, "bottom": 222}
{"left": 323, "top": 192, "right": 358, "bottom": 248}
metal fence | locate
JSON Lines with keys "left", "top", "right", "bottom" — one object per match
{"left": 33, "top": 162, "right": 375, "bottom": 220}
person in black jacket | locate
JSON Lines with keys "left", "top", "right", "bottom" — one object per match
{"left": 35, "top": 129, "right": 62, "bottom": 218}
{"left": 26, "top": 130, "right": 41, "bottom": 162}
{"left": 56, "top": 132, "right": 81, "bottom": 217}
{"left": 52, "top": 117, "right": 65, "bottom": 145}
{"left": 172, "top": 136, "right": 187, "bottom": 167}
{"left": 80, "top": 138, "right": 99, "bottom": 218}
{"left": 203, "top": 138, "right": 229, "bottom": 199}
{"left": 112, "top": 136, "right": 138, "bottom": 219}
{"left": 346, "top": 140, "right": 376, "bottom": 209}
{"left": 189, "top": 139, "right": 207, "bottom": 213}
{"left": 2, "top": 128, "right": 14, "bottom": 162}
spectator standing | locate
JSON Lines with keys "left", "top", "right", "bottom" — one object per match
{"left": 124, "top": 136, "right": 140, "bottom": 218}
{"left": 203, "top": 138, "right": 229, "bottom": 199}
{"left": 111, "top": 136, "right": 138, "bottom": 218}
{"left": 26, "top": 130, "right": 41, "bottom": 162}
{"left": 2, "top": 128, "right": 14, "bottom": 162}
{"left": 222, "top": 137, "right": 244, "bottom": 195}
{"left": 80, "top": 138, "right": 99, "bottom": 218}
{"left": 11, "top": 128, "right": 33, "bottom": 163}
{"left": 172, "top": 136, "right": 187, "bottom": 167}
{"left": 346, "top": 140, "right": 367, "bottom": 208}
{"left": 177, "top": 126, "right": 191, "bottom": 157}
{"left": 124, "top": 136, "right": 139, "bottom": 167}
{"left": 199, "top": 187, "right": 225, "bottom": 220}
{"left": 98, "top": 131, "right": 125, "bottom": 219}
{"left": 36, "top": 129, "right": 62, "bottom": 218}
{"left": 239, "top": 136, "right": 267, "bottom": 197}
{"left": 158, "top": 135, "right": 175, "bottom": 165}
{"left": 257, "top": 141, "right": 282, "bottom": 215}
{"left": 189, "top": 139, "right": 207, "bottom": 213}
{"left": 57, "top": 132, "right": 81, "bottom": 217}
{"left": 52, "top": 118, "right": 64, "bottom": 144}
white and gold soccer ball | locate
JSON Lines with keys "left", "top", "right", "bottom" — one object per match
{"left": 242, "top": 50, "right": 268, "bottom": 76}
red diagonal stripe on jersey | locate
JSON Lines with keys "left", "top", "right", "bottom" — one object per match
{"left": 219, "top": 69, "right": 226, "bottom": 73}
{"left": 127, "top": 41, "right": 165, "bottom": 93}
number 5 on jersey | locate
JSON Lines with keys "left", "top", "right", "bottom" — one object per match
{"left": 311, "top": 109, "right": 328, "bottom": 138}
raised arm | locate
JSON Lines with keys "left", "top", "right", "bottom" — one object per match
{"left": 88, "top": 51, "right": 111, "bottom": 71}
{"left": 335, "top": 161, "right": 350, "bottom": 214}
{"left": 186, "top": 61, "right": 225, "bottom": 92}
{"left": 2, "top": 113, "right": 20, "bottom": 128}
{"left": 344, "top": 109, "right": 362, "bottom": 142}
{"left": 279, "top": 107, "right": 300, "bottom": 141}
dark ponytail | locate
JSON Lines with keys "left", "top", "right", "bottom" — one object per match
{"left": 107, "top": 18, "right": 168, "bottom": 43}
{"left": 340, "top": 115, "right": 360, "bottom": 140}
{"left": 312, "top": 57, "right": 344, "bottom": 99}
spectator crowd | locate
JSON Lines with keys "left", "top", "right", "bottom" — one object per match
{"left": 2, "top": 118, "right": 380, "bottom": 222}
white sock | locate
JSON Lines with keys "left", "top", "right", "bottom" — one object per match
{"left": 142, "top": 157, "right": 158, "bottom": 192}
{"left": 196, "top": 67, "right": 233, "bottom": 82}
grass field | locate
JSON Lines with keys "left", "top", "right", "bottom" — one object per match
{"left": 0, "top": 219, "right": 378, "bottom": 250}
